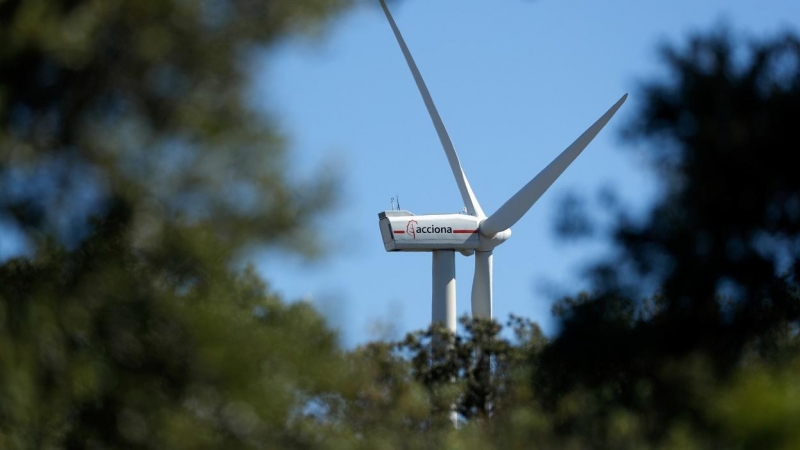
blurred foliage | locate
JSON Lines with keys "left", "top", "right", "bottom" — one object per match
{"left": 541, "top": 28, "right": 800, "bottom": 448}
{"left": 552, "top": 192, "right": 594, "bottom": 240}
{"left": 0, "top": 0, "right": 347, "bottom": 256}
{"left": 0, "top": 202, "right": 346, "bottom": 448}
{"left": 0, "top": 0, "right": 357, "bottom": 447}
{"left": 2, "top": 0, "right": 800, "bottom": 447}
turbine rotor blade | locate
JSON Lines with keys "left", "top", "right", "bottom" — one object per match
{"left": 480, "top": 94, "right": 628, "bottom": 237}
{"left": 471, "top": 250, "right": 493, "bottom": 319}
{"left": 379, "top": 0, "right": 484, "bottom": 218}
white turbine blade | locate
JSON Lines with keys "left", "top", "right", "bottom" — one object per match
{"left": 471, "top": 250, "right": 493, "bottom": 319}
{"left": 480, "top": 94, "right": 628, "bottom": 237}
{"left": 379, "top": 0, "right": 485, "bottom": 218}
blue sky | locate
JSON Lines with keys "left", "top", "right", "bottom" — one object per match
{"left": 255, "top": 0, "right": 800, "bottom": 346}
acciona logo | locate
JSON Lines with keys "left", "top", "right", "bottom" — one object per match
{"left": 405, "top": 219, "right": 453, "bottom": 239}
{"left": 406, "top": 220, "right": 418, "bottom": 239}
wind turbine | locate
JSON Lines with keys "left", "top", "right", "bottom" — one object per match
{"left": 376, "top": 0, "right": 627, "bottom": 333}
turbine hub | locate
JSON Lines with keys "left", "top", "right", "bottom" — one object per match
{"left": 476, "top": 227, "right": 511, "bottom": 251}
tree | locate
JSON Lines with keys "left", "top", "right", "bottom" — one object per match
{"left": 0, "top": 0, "right": 346, "bottom": 257}
{"left": 398, "top": 316, "right": 546, "bottom": 422}
{"left": 537, "top": 29, "right": 800, "bottom": 448}
{"left": 329, "top": 316, "right": 550, "bottom": 450}
{"left": 616, "top": 29, "right": 800, "bottom": 354}
{"left": 0, "top": 0, "right": 357, "bottom": 447}
{"left": 0, "top": 203, "right": 347, "bottom": 448}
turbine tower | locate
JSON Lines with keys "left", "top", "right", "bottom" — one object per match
{"left": 377, "top": 0, "right": 627, "bottom": 333}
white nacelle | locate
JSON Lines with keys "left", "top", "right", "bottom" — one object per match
{"left": 378, "top": 210, "right": 481, "bottom": 251}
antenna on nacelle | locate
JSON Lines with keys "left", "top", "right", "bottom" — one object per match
{"left": 390, "top": 196, "right": 395, "bottom": 211}
{"left": 397, "top": 194, "right": 401, "bottom": 210}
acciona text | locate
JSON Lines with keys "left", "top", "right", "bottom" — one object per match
{"left": 415, "top": 225, "right": 452, "bottom": 234}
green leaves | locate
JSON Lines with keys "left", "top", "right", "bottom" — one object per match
{"left": 0, "top": 0, "right": 351, "bottom": 259}
{"left": 0, "top": 210, "right": 350, "bottom": 448}
{"left": 2, "top": 0, "right": 800, "bottom": 447}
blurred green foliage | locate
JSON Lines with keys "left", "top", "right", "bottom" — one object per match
{"left": 0, "top": 0, "right": 357, "bottom": 447}
{"left": 539, "top": 28, "right": 800, "bottom": 448}
{"left": 0, "top": 203, "right": 346, "bottom": 447}
{"left": 1, "top": 0, "right": 799, "bottom": 448}
{"left": 0, "top": 0, "right": 345, "bottom": 255}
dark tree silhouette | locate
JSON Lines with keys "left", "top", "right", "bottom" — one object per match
{"left": 538, "top": 29, "right": 800, "bottom": 447}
